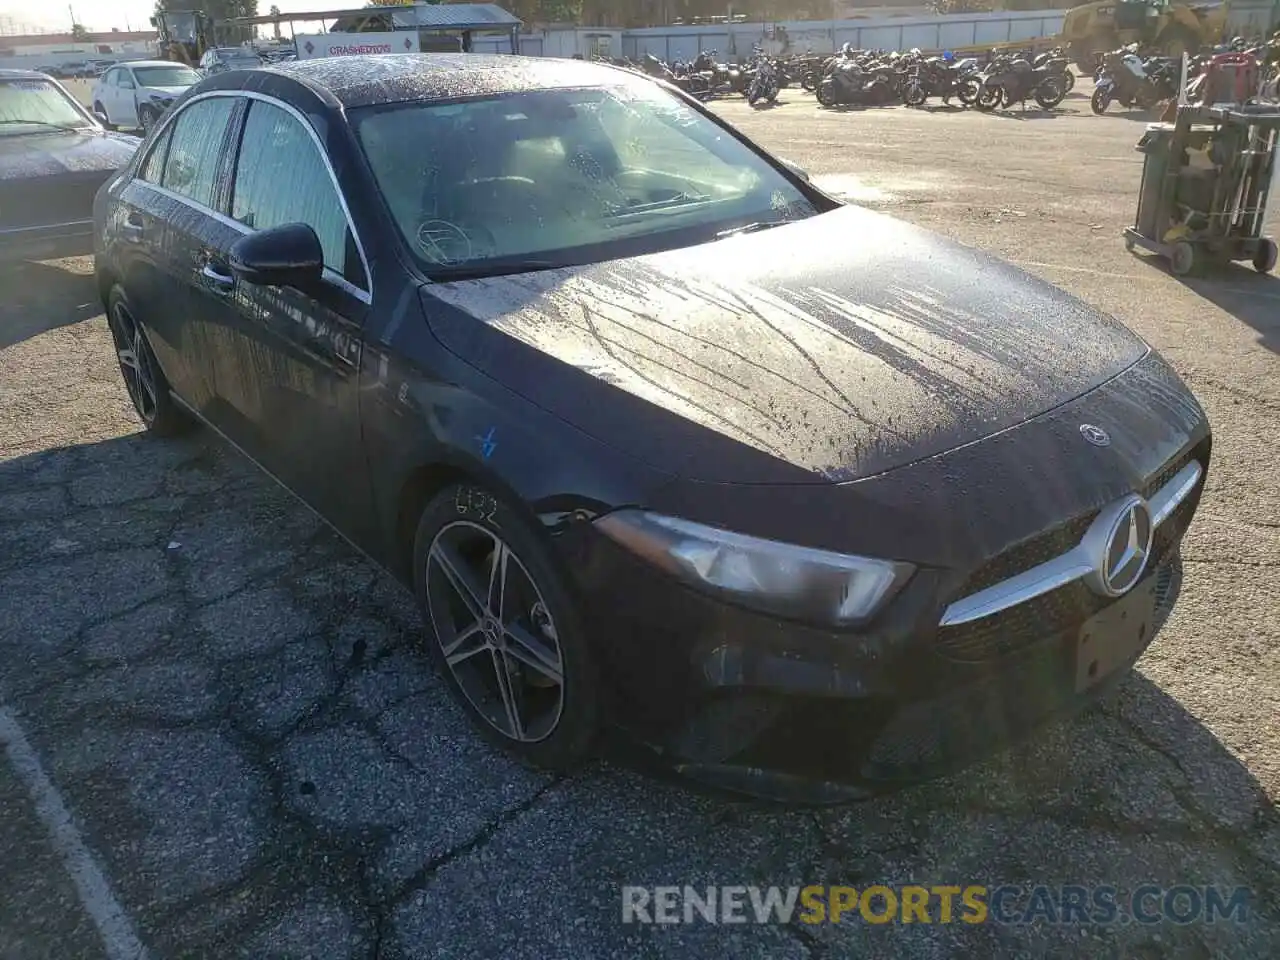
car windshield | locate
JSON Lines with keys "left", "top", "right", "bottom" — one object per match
{"left": 0, "top": 78, "right": 91, "bottom": 134}
{"left": 352, "top": 80, "right": 821, "bottom": 277}
{"left": 133, "top": 65, "right": 200, "bottom": 87}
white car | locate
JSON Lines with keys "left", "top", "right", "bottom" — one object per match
{"left": 91, "top": 61, "right": 201, "bottom": 133}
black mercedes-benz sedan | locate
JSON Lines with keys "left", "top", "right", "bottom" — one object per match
{"left": 93, "top": 55, "right": 1209, "bottom": 802}
{"left": 1, "top": 70, "right": 138, "bottom": 259}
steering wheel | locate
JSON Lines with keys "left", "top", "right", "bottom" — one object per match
{"left": 414, "top": 219, "right": 491, "bottom": 266}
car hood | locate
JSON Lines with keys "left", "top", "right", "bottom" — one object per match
{"left": 140, "top": 85, "right": 191, "bottom": 97}
{"left": 0, "top": 130, "right": 138, "bottom": 181}
{"left": 424, "top": 205, "right": 1149, "bottom": 484}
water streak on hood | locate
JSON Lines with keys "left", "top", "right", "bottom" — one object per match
{"left": 424, "top": 205, "right": 1148, "bottom": 483}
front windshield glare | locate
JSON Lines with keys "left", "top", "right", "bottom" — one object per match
{"left": 0, "top": 79, "right": 89, "bottom": 133}
{"left": 353, "top": 81, "right": 818, "bottom": 275}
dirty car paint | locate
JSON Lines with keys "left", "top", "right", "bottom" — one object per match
{"left": 424, "top": 204, "right": 1149, "bottom": 484}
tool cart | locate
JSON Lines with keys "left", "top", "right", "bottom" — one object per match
{"left": 1124, "top": 103, "right": 1279, "bottom": 277}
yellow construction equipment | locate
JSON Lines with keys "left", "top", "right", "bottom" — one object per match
{"left": 1060, "top": 0, "right": 1229, "bottom": 71}
{"left": 150, "top": 10, "right": 213, "bottom": 67}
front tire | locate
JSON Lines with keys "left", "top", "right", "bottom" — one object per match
{"left": 413, "top": 483, "right": 599, "bottom": 771}
{"left": 1035, "top": 77, "right": 1066, "bottom": 109}
{"left": 903, "top": 79, "right": 927, "bottom": 106}
{"left": 976, "top": 85, "right": 1002, "bottom": 110}
{"left": 956, "top": 78, "right": 981, "bottom": 105}
{"left": 106, "top": 285, "right": 193, "bottom": 436}
{"left": 138, "top": 104, "right": 158, "bottom": 134}
{"left": 1169, "top": 240, "right": 1199, "bottom": 277}
{"left": 1091, "top": 87, "right": 1112, "bottom": 114}
{"left": 93, "top": 102, "right": 116, "bottom": 131}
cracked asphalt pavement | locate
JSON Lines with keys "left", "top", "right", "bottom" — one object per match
{"left": 1, "top": 84, "right": 1278, "bottom": 958}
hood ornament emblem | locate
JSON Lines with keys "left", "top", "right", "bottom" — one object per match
{"left": 1079, "top": 423, "right": 1111, "bottom": 447}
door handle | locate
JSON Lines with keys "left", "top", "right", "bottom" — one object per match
{"left": 121, "top": 213, "right": 144, "bottom": 242}
{"left": 201, "top": 262, "right": 236, "bottom": 294}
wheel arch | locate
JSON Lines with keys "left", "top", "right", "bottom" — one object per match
{"left": 391, "top": 453, "right": 558, "bottom": 587}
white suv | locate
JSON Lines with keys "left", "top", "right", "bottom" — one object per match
{"left": 91, "top": 61, "right": 201, "bottom": 133}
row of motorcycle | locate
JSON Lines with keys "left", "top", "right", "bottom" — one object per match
{"left": 1090, "top": 41, "right": 1280, "bottom": 113}
{"left": 632, "top": 46, "right": 1078, "bottom": 111}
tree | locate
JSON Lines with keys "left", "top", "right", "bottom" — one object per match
{"left": 71, "top": 23, "right": 90, "bottom": 40}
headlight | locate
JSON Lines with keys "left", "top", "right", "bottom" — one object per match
{"left": 595, "top": 510, "right": 914, "bottom": 625}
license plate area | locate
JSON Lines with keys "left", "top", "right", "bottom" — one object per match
{"left": 1075, "top": 580, "right": 1157, "bottom": 693}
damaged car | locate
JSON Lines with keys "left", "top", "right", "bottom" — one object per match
{"left": 93, "top": 55, "right": 1210, "bottom": 802}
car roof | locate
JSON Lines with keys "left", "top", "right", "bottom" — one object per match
{"left": 0, "top": 68, "right": 53, "bottom": 80}
{"left": 260, "top": 53, "right": 627, "bottom": 110}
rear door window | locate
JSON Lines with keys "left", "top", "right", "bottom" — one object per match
{"left": 160, "top": 96, "right": 236, "bottom": 209}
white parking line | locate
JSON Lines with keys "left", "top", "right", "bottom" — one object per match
{"left": 0, "top": 706, "right": 150, "bottom": 960}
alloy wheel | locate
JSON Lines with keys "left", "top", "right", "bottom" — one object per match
{"left": 425, "top": 520, "right": 565, "bottom": 743}
{"left": 109, "top": 302, "right": 159, "bottom": 424}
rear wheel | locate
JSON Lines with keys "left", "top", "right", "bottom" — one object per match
{"left": 1253, "top": 239, "right": 1277, "bottom": 274}
{"left": 106, "top": 286, "right": 193, "bottom": 436}
{"left": 1061, "top": 69, "right": 1076, "bottom": 93}
{"left": 976, "top": 85, "right": 1002, "bottom": 110}
{"left": 903, "top": 79, "right": 927, "bottom": 106}
{"left": 815, "top": 80, "right": 836, "bottom": 107}
{"left": 413, "top": 483, "right": 598, "bottom": 770}
{"left": 956, "top": 78, "right": 981, "bottom": 105}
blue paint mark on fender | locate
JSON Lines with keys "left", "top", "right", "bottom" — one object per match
{"left": 475, "top": 427, "right": 497, "bottom": 459}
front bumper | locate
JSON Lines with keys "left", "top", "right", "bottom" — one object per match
{"left": 558, "top": 400, "right": 1208, "bottom": 802}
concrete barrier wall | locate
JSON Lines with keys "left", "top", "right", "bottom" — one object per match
{"left": 620, "top": 12, "right": 1068, "bottom": 60}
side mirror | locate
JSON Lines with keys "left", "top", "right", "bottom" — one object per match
{"left": 779, "top": 157, "right": 810, "bottom": 182}
{"left": 229, "top": 222, "right": 324, "bottom": 289}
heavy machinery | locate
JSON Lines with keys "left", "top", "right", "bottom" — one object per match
{"left": 1060, "top": 0, "right": 1229, "bottom": 72}
{"left": 150, "top": 9, "right": 213, "bottom": 67}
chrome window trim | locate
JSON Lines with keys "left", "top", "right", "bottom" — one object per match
{"left": 136, "top": 88, "right": 373, "bottom": 305}
{"left": 939, "top": 459, "right": 1204, "bottom": 628}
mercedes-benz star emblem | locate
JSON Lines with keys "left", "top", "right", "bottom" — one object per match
{"left": 1079, "top": 423, "right": 1111, "bottom": 447}
{"left": 1083, "top": 495, "right": 1154, "bottom": 597}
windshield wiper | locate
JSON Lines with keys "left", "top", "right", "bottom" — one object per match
{"left": 716, "top": 220, "right": 791, "bottom": 239}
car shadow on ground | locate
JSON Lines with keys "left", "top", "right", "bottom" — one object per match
{"left": 1, "top": 431, "right": 1276, "bottom": 954}
{"left": 0, "top": 255, "right": 101, "bottom": 351}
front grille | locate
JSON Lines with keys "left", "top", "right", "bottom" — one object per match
{"left": 957, "top": 512, "right": 1095, "bottom": 597}
{"left": 937, "top": 442, "right": 1207, "bottom": 663}
{"left": 937, "top": 580, "right": 1109, "bottom": 661}
{"left": 0, "top": 173, "right": 106, "bottom": 230}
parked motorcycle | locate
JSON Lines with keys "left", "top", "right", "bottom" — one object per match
{"left": 1033, "top": 48, "right": 1075, "bottom": 94}
{"left": 902, "top": 54, "right": 981, "bottom": 106}
{"left": 816, "top": 58, "right": 899, "bottom": 107}
{"left": 975, "top": 53, "right": 1068, "bottom": 110}
{"left": 745, "top": 55, "right": 781, "bottom": 106}
{"left": 1091, "top": 49, "right": 1179, "bottom": 112}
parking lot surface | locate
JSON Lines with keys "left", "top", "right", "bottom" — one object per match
{"left": 2, "top": 86, "right": 1278, "bottom": 958}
